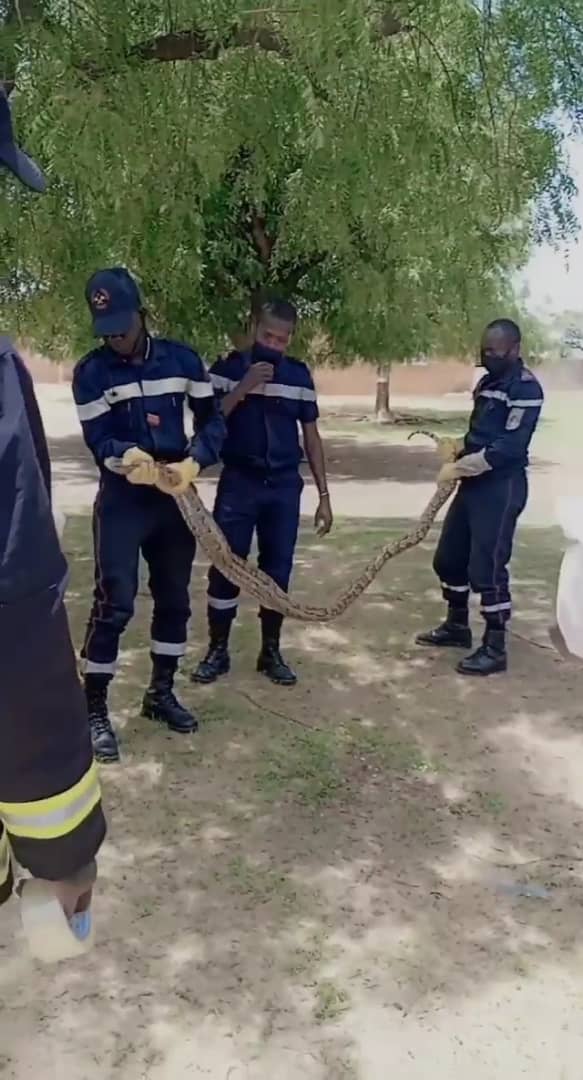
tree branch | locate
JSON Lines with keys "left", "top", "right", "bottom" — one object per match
{"left": 82, "top": 10, "right": 408, "bottom": 74}
{"left": 129, "top": 24, "right": 289, "bottom": 64}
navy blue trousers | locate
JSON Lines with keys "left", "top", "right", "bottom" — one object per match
{"left": 82, "top": 476, "right": 196, "bottom": 675}
{"left": 207, "top": 467, "right": 303, "bottom": 632}
{"left": 433, "top": 471, "right": 527, "bottom": 627}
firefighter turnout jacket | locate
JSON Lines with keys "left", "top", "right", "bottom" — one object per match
{"left": 0, "top": 338, "right": 106, "bottom": 904}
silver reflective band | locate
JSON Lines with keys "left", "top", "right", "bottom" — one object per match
{"left": 141, "top": 377, "right": 186, "bottom": 396}
{"left": 442, "top": 583, "right": 470, "bottom": 592}
{"left": 254, "top": 383, "right": 317, "bottom": 402}
{"left": 151, "top": 640, "right": 187, "bottom": 656}
{"left": 83, "top": 659, "right": 117, "bottom": 675}
{"left": 104, "top": 382, "right": 142, "bottom": 404}
{"left": 187, "top": 380, "right": 214, "bottom": 398}
{"left": 479, "top": 389, "right": 542, "bottom": 408}
{"left": 0, "top": 774, "right": 100, "bottom": 835}
{"left": 209, "top": 373, "right": 316, "bottom": 402}
{"left": 210, "top": 374, "right": 237, "bottom": 392}
{"left": 208, "top": 595, "right": 238, "bottom": 610}
{"left": 481, "top": 602, "right": 512, "bottom": 613}
{"left": 76, "top": 397, "right": 111, "bottom": 421}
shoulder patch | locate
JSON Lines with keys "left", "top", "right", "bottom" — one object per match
{"left": 506, "top": 406, "right": 525, "bottom": 431}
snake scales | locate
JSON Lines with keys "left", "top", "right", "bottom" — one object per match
{"left": 173, "top": 432, "right": 457, "bottom": 624}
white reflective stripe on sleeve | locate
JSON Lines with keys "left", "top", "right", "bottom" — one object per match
{"left": 151, "top": 640, "right": 187, "bottom": 656}
{"left": 479, "top": 389, "right": 509, "bottom": 404}
{"left": 250, "top": 383, "right": 317, "bottom": 402}
{"left": 186, "top": 380, "right": 214, "bottom": 398}
{"left": 481, "top": 602, "right": 512, "bottom": 613}
{"left": 479, "top": 389, "right": 543, "bottom": 409}
{"left": 210, "top": 374, "right": 238, "bottom": 392}
{"left": 141, "top": 377, "right": 187, "bottom": 396}
{"left": 442, "top": 583, "right": 470, "bottom": 593}
{"left": 76, "top": 397, "right": 111, "bottom": 422}
{"left": 104, "top": 382, "right": 142, "bottom": 404}
{"left": 82, "top": 659, "right": 117, "bottom": 675}
{"left": 208, "top": 595, "right": 239, "bottom": 610}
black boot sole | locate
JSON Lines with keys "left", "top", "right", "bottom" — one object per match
{"left": 190, "top": 664, "right": 230, "bottom": 686}
{"left": 416, "top": 634, "right": 473, "bottom": 649}
{"left": 141, "top": 700, "right": 198, "bottom": 734}
{"left": 94, "top": 748, "right": 121, "bottom": 764}
{"left": 456, "top": 659, "right": 508, "bottom": 677}
{"left": 256, "top": 663, "right": 297, "bottom": 687}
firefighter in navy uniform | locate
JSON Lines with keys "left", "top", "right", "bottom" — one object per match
{"left": 0, "top": 88, "right": 105, "bottom": 915}
{"left": 417, "top": 319, "right": 543, "bottom": 675}
{"left": 73, "top": 269, "right": 225, "bottom": 763}
{"left": 192, "top": 298, "right": 333, "bottom": 688}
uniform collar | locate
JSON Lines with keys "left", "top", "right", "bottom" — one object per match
{"left": 105, "top": 334, "right": 159, "bottom": 369}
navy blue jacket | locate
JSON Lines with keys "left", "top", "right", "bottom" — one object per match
{"left": 0, "top": 338, "right": 66, "bottom": 602}
{"left": 463, "top": 361, "right": 544, "bottom": 475}
{"left": 73, "top": 336, "right": 225, "bottom": 473}
{"left": 209, "top": 350, "right": 319, "bottom": 473}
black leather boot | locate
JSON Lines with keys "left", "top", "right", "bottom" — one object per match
{"left": 257, "top": 613, "right": 297, "bottom": 686}
{"left": 142, "top": 657, "right": 198, "bottom": 733}
{"left": 456, "top": 627, "right": 507, "bottom": 677}
{"left": 85, "top": 675, "right": 120, "bottom": 764}
{"left": 191, "top": 629, "right": 231, "bottom": 685}
{"left": 416, "top": 607, "right": 472, "bottom": 649}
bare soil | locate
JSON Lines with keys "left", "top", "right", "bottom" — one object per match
{"left": 2, "top": 390, "right": 583, "bottom": 1079}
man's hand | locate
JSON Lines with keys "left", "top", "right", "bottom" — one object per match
{"left": 240, "top": 362, "right": 274, "bottom": 395}
{"left": 315, "top": 494, "right": 333, "bottom": 537}
{"left": 122, "top": 447, "right": 157, "bottom": 486}
{"left": 156, "top": 458, "right": 200, "bottom": 496}
{"left": 437, "top": 462, "right": 461, "bottom": 486}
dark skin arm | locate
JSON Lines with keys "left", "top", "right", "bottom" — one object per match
{"left": 302, "top": 421, "right": 333, "bottom": 536}
{"left": 221, "top": 362, "right": 274, "bottom": 418}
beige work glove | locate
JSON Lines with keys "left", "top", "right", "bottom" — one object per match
{"left": 122, "top": 447, "right": 158, "bottom": 486}
{"left": 156, "top": 458, "right": 200, "bottom": 496}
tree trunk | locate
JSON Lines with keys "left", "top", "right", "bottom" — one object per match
{"left": 374, "top": 363, "right": 394, "bottom": 423}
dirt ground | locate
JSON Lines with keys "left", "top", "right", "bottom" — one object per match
{"left": 2, "top": 390, "right": 583, "bottom": 1079}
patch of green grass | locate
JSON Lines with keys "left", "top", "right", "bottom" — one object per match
{"left": 223, "top": 855, "right": 299, "bottom": 906}
{"left": 256, "top": 729, "right": 344, "bottom": 806}
{"left": 314, "top": 980, "right": 351, "bottom": 1023}
{"left": 350, "top": 727, "right": 435, "bottom": 773}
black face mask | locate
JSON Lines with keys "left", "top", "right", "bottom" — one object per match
{"left": 480, "top": 350, "right": 514, "bottom": 379}
{"left": 252, "top": 342, "right": 282, "bottom": 365}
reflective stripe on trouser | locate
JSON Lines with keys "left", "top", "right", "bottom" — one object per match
{"left": 433, "top": 473, "right": 528, "bottom": 626}
{"left": 207, "top": 467, "right": 302, "bottom": 628}
{"left": 0, "top": 825, "right": 13, "bottom": 905}
{"left": 82, "top": 477, "right": 196, "bottom": 671}
{"left": 0, "top": 587, "right": 107, "bottom": 880}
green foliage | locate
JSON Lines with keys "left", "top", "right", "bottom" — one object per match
{"left": 0, "top": 0, "right": 582, "bottom": 361}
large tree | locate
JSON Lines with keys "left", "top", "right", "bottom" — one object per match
{"left": 0, "top": 0, "right": 581, "bottom": 370}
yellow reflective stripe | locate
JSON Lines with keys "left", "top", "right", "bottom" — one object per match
{"left": 0, "top": 829, "right": 10, "bottom": 885}
{"left": 0, "top": 763, "right": 101, "bottom": 841}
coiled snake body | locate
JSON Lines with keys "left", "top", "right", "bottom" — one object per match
{"left": 174, "top": 433, "right": 456, "bottom": 623}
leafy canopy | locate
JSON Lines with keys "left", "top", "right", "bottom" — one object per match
{"left": 0, "top": 0, "right": 582, "bottom": 361}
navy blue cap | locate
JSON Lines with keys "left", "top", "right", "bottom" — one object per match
{"left": 0, "top": 87, "right": 47, "bottom": 193}
{"left": 85, "top": 267, "right": 142, "bottom": 336}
